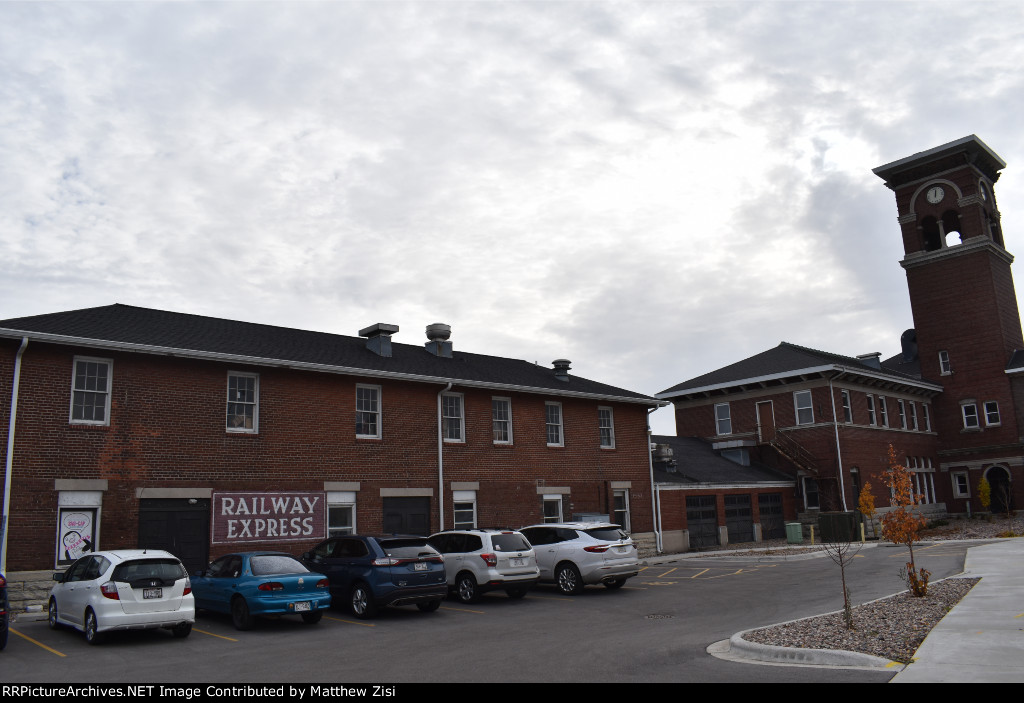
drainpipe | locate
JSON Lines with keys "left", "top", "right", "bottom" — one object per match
{"left": 437, "top": 382, "right": 452, "bottom": 532}
{"left": 2, "top": 337, "right": 29, "bottom": 573}
{"left": 647, "top": 407, "right": 662, "bottom": 554}
{"left": 828, "top": 374, "right": 849, "bottom": 511}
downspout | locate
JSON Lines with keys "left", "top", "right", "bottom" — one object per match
{"left": 2, "top": 336, "right": 28, "bottom": 573}
{"left": 647, "top": 406, "right": 662, "bottom": 554}
{"left": 437, "top": 382, "right": 452, "bottom": 532}
{"left": 828, "top": 374, "right": 849, "bottom": 511}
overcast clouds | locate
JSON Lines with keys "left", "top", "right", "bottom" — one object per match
{"left": 3, "top": 1, "right": 1024, "bottom": 434}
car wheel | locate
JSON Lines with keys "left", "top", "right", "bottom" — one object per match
{"left": 350, "top": 583, "right": 377, "bottom": 619}
{"left": 84, "top": 609, "right": 103, "bottom": 645}
{"left": 455, "top": 572, "right": 479, "bottom": 604}
{"left": 301, "top": 611, "right": 323, "bottom": 624}
{"left": 417, "top": 600, "right": 441, "bottom": 613}
{"left": 48, "top": 598, "right": 60, "bottom": 629}
{"left": 556, "top": 563, "right": 584, "bottom": 595}
{"left": 604, "top": 578, "right": 627, "bottom": 590}
{"left": 231, "top": 597, "right": 253, "bottom": 631}
{"left": 505, "top": 587, "right": 529, "bottom": 600}
{"left": 172, "top": 622, "right": 192, "bottom": 638}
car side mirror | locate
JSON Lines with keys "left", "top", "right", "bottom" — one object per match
{"left": 52, "top": 572, "right": 63, "bottom": 582}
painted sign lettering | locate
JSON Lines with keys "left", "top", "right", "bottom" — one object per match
{"left": 211, "top": 491, "right": 326, "bottom": 544}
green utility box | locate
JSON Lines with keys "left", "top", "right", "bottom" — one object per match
{"left": 785, "top": 522, "right": 803, "bottom": 544}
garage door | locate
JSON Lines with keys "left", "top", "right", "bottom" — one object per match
{"left": 724, "top": 494, "right": 753, "bottom": 544}
{"left": 382, "top": 497, "right": 431, "bottom": 536}
{"left": 138, "top": 498, "right": 210, "bottom": 574}
{"left": 686, "top": 496, "right": 719, "bottom": 550}
{"left": 758, "top": 493, "right": 785, "bottom": 539}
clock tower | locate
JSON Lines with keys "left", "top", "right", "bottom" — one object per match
{"left": 874, "top": 136, "right": 1023, "bottom": 509}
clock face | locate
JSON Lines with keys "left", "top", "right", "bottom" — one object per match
{"left": 926, "top": 186, "right": 945, "bottom": 204}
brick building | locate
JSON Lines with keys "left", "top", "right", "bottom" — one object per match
{"left": 0, "top": 305, "right": 659, "bottom": 575}
{"left": 655, "top": 136, "right": 1023, "bottom": 546}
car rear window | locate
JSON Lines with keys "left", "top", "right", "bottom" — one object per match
{"left": 380, "top": 539, "right": 438, "bottom": 558}
{"left": 111, "top": 558, "right": 185, "bottom": 584}
{"left": 251, "top": 555, "right": 308, "bottom": 576}
{"left": 491, "top": 534, "right": 531, "bottom": 552}
{"left": 582, "top": 527, "right": 628, "bottom": 541}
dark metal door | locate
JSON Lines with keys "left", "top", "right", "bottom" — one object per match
{"left": 758, "top": 493, "right": 785, "bottom": 539}
{"left": 725, "top": 494, "right": 753, "bottom": 544}
{"left": 686, "top": 495, "right": 719, "bottom": 550}
{"left": 382, "top": 497, "right": 431, "bottom": 536}
{"left": 138, "top": 498, "right": 210, "bottom": 574}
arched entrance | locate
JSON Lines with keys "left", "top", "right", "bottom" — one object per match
{"left": 986, "top": 466, "right": 1012, "bottom": 515}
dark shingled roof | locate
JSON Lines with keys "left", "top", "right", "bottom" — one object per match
{"left": 0, "top": 304, "right": 656, "bottom": 403}
{"left": 650, "top": 435, "right": 794, "bottom": 485}
{"left": 657, "top": 341, "right": 930, "bottom": 397}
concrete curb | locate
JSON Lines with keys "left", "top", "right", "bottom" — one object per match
{"left": 726, "top": 630, "right": 900, "bottom": 669}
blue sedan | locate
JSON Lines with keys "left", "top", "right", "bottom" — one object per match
{"left": 191, "top": 552, "right": 331, "bottom": 630}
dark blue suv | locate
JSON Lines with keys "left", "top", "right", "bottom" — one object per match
{"left": 301, "top": 536, "right": 446, "bottom": 618}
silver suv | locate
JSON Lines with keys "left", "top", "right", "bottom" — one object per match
{"left": 427, "top": 529, "right": 540, "bottom": 603}
{"left": 518, "top": 523, "right": 638, "bottom": 595}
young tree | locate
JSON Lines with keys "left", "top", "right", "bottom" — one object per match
{"left": 978, "top": 476, "right": 992, "bottom": 520}
{"left": 821, "top": 523, "right": 863, "bottom": 629}
{"left": 858, "top": 481, "right": 877, "bottom": 539}
{"left": 880, "top": 444, "right": 930, "bottom": 596}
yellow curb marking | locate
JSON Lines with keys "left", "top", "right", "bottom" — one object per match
{"left": 10, "top": 628, "right": 66, "bottom": 657}
{"left": 691, "top": 568, "right": 710, "bottom": 579}
{"left": 658, "top": 568, "right": 678, "bottom": 577}
{"left": 192, "top": 628, "right": 238, "bottom": 642}
{"left": 440, "top": 606, "right": 485, "bottom": 614}
{"left": 323, "top": 615, "right": 375, "bottom": 627}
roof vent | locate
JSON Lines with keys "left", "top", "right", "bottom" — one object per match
{"left": 425, "top": 323, "right": 453, "bottom": 358}
{"left": 552, "top": 359, "right": 572, "bottom": 382}
{"left": 901, "top": 329, "right": 918, "bottom": 363}
{"left": 856, "top": 352, "right": 881, "bottom": 370}
{"left": 359, "top": 323, "right": 399, "bottom": 358}
{"left": 652, "top": 443, "right": 677, "bottom": 473}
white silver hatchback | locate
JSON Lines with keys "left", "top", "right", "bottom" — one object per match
{"left": 48, "top": 550, "right": 195, "bottom": 644}
{"left": 519, "top": 523, "right": 638, "bottom": 595}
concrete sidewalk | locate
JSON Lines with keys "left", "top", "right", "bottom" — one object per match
{"left": 890, "top": 539, "right": 1024, "bottom": 683}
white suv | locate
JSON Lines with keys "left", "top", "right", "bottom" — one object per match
{"left": 519, "top": 523, "right": 638, "bottom": 595}
{"left": 427, "top": 529, "right": 540, "bottom": 603}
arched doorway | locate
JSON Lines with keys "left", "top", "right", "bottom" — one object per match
{"left": 986, "top": 466, "right": 1012, "bottom": 515}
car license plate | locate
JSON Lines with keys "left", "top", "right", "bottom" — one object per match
{"left": 143, "top": 588, "right": 162, "bottom": 599}
{"left": 294, "top": 601, "right": 311, "bottom": 612}
{"left": 510, "top": 558, "right": 527, "bottom": 567}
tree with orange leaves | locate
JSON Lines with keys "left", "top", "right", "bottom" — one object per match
{"left": 880, "top": 444, "right": 930, "bottom": 596}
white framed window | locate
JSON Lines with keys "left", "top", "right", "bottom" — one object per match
{"left": 961, "top": 402, "right": 980, "bottom": 429}
{"left": 714, "top": 402, "right": 732, "bottom": 435}
{"left": 898, "top": 399, "right": 907, "bottom": 429}
{"left": 599, "top": 406, "right": 616, "bottom": 448}
{"left": 613, "top": 489, "right": 630, "bottom": 532}
{"left": 70, "top": 356, "right": 112, "bottom": 425}
{"left": 356, "top": 384, "right": 381, "bottom": 438}
{"left": 802, "top": 477, "right": 820, "bottom": 510}
{"left": 840, "top": 390, "right": 852, "bottom": 423}
{"left": 542, "top": 494, "right": 563, "bottom": 523}
{"left": 984, "top": 401, "right": 1001, "bottom": 426}
{"left": 327, "top": 491, "right": 357, "bottom": 536}
{"left": 453, "top": 490, "right": 477, "bottom": 529}
{"left": 492, "top": 397, "right": 513, "bottom": 444}
{"left": 910, "top": 402, "right": 919, "bottom": 431}
{"left": 952, "top": 471, "right": 970, "bottom": 499}
{"left": 866, "top": 394, "right": 877, "bottom": 426}
{"left": 794, "top": 390, "right": 813, "bottom": 425}
{"left": 442, "top": 392, "right": 465, "bottom": 442}
{"left": 923, "top": 403, "right": 932, "bottom": 432}
{"left": 545, "top": 402, "right": 564, "bottom": 447}
{"left": 939, "top": 350, "right": 952, "bottom": 375}
{"left": 226, "top": 372, "right": 259, "bottom": 433}
{"left": 878, "top": 396, "right": 889, "bottom": 427}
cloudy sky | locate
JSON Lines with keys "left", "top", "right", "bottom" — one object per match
{"left": 3, "top": 1, "right": 1024, "bottom": 434}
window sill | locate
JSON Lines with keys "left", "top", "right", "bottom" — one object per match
{"left": 356, "top": 435, "right": 382, "bottom": 441}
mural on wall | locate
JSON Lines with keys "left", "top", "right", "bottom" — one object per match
{"left": 57, "top": 508, "right": 96, "bottom": 564}
{"left": 211, "top": 491, "right": 326, "bottom": 544}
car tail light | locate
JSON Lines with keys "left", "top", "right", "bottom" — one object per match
{"left": 101, "top": 582, "right": 120, "bottom": 600}
{"left": 258, "top": 582, "right": 285, "bottom": 592}
{"left": 479, "top": 553, "right": 498, "bottom": 567}
{"left": 0, "top": 575, "right": 6, "bottom": 587}
{"left": 583, "top": 545, "right": 610, "bottom": 553}
{"left": 316, "top": 579, "right": 329, "bottom": 589}
{"left": 183, "top": 578, "right": 192, "bottom": 596}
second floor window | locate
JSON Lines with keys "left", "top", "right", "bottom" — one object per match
{"left": 714, "top": 403, "right": 732, "bottom": 435}
{"left": 794, "top": 390, "right": 813, "bottom": 425}
{"left": 546, "top": 402, "right": 564, "bottom": 446}
{"left": 599, "top": 407, "right": 616, "bottom": 448}
{"left": 70, "top": 357, "right": 112, "bottom": 425}
{"left": 878, "top": 396, "right": 889, "bottom": 427}
{"left": 492, "top": 397, "right": 512, "bottom": 444}
{"left": 866, "top": 395, "right": 877, "bottom": 426}
{"left": 840, "top": 390, "right": 852, "bottom": 423}
{"left": 442, "top": 392, "right": 464, "bottom": 442}
{"left": 898, "top": 399, "right": 907, "bottom": 429}
{"left": 939, "top": 350, "right": 952, "bottom": 375}
{"left": 226, "top": 372, "right": 258, "bottom": 433}
{"left": 984, "top": 401, "right": 1001, "bottom": 426}
{"left": 356, "top": 385, "right": 381, "bottom": 438}
{"left": 962, "top": 402, "right": 980, "bottom": 429}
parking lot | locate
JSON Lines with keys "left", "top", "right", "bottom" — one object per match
{"left": 2, "top": 542, "right": 976, "bottom": 683}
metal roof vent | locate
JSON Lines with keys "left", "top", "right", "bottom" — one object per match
{"left": 856, "top": 352, "right": 881, "bottom": 369}
{"left": 359, "top": 323, "right": 399, "bottom": 358}
{"left": 425, "top": 323, "right": 453, "bottom": 358}
{"left": 553, "top": 359, "right": 572, "bottom": 382}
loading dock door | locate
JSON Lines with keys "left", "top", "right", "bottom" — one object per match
{"left": 382, "top": 497, "right": 431, "bottom": 536}
{"left": 686, "top": 496, "right": 719, "bottom": 550}
{"left": 724, "top": 494, "right": 754, "bottom": 543}
{"left": 758, "top": 493, "right": 785, "bottom": 539}
{"left": 138, "top": 499, "right": 210, "bottom": 574}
